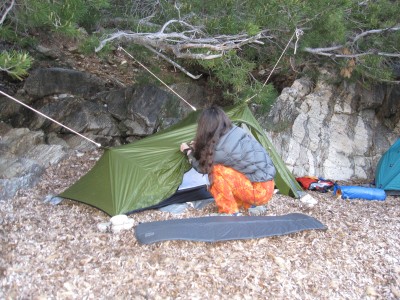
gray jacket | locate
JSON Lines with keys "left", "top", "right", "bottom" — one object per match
{"left": 189, "top": 125, "right": 276, "bottom": 182}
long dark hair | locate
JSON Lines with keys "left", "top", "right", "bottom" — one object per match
{"left": 193, "top": 106, "right": 232, "bottom": 174}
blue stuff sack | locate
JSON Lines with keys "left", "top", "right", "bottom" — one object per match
{"left": 333, "top": 185, "right": 386, "bottom": 201}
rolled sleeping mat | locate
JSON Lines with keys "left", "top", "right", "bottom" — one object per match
{"left": 334, "top": 185, "right": 386, "bottom": 201}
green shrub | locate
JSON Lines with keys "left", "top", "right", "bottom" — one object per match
{"left": 10, "top": 0, "right": 109, "bottom": 34}
{"left": 0, "top": 51, "right": 33, "bottom": 80}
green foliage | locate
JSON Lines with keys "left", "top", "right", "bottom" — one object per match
{"left": 0, "top": 25, "right": 36, "bottom": 47}
{"left": 9, "top": 0, "right": 110, "bottom": 34}
{"left": 301, "top": 10, "right": 348, "bottom": 48}
{"left": 0, "top": 51, "right": 33, "bottom": 80}
{"left": 354, "top": 55, "right": 394, "bottom": 82}
{"left": 2, "top": 0, "right": 399, "bottom": 99}
{"left": 0, "top": 0, "right": 111, "bottom": 78}
{"left": 223, "top": 80, "right": 278, "bottom": 113}
{"left": 103, "top": 0, "right": 397, "bottom": 99}
{"left": 245, "top": 23, "right": 260, "bottom": 36}
{"left": 0, "top": 26, "right": 16, "bottom": 42}
{"left": 60, "top": 0, "right": 400, "bottom": 86}
{"left": 79, "top": 36, "right": 113, "bottom": 57}
{"left": 350, "top": 0, "right": 400, "bottom": 28}
{"left": 79, "top": 36, "right": 100, "bottom": 55}
{"left": 249, "top": 83, "right": 279, "bottom": 113}
{"left": 197, "top": 51, "right": 257, "bottom": 101}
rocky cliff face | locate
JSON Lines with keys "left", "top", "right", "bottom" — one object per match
{"left": 0, "top": 66, "right": 220, "bottom": 200}
{"left": 1, "top": 63, "right": 399, "bottom": 200}
{"left": 257, "top": 71, "right": 399, "bottom": 181}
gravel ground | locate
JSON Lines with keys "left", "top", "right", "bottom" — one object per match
{"left": 1, "top": 150, "right": 399, "bottom": 299}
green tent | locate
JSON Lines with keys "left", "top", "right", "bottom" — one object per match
{"left": 60, "top": 103, "right": 303, "bottom": 216}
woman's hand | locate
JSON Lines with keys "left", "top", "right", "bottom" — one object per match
{"left": 180, "top": 142, "right": 190, "bottom": 153}
{"left": 180, "top": 142, "right": 194, "bottom": 155}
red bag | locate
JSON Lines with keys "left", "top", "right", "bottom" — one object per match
{"left": 296, "top": 176, "right": 335, "bottom": 193}
{"left": 296, "top": 176, "right": 319, "bottom": 190}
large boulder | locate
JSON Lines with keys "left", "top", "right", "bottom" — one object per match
{"left": 257, "top": 72, "right": 399, "bottom": 181}
{"left": 0, "top": 157, "right": 44, "bottom": 200}
{"left": 3, "top": 66, "right": 220, "bottom": 147}
{"left": 0, "top": 128, "right": 68, "bottom": 200}
{"left": 23, "top": 68, "right": 107, "bottom": 99}
{"left": 98, "top": 85, "right": 183, "bottom": 137}
{"left": 27, "top": 95, "right": 120, "bottom": 137}
{"left": 0, "top": 66, "right": 217, "bottom": 199}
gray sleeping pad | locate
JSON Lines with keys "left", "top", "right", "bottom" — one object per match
{"left": 135, "top": 213, "right": 327, "bottom": 244}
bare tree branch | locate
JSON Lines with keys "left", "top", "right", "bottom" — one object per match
{"left": 96, "top": 28, "right": 268, "bottom": 59}
{"left": 352, "top": 26, "right": 400, "bottom": 43}
{"left": 95, "top": 20, "right": 271, "bottom": 78}
{"left": 159, "top": 19, "right": 202, "bottom": 33}
{"left": 96, "top": 19, "right": 399, "bottom": 82}
{"left": 304, "top": 25, "right": 400, "bottom": 58}
{"left": 0, "top": 0, "right": 15, "bottom": 25}
{"left": 95, "top": 29, "right": 268, "bottom": 59}
{"left": 304, "top": 48, "right": 400, "bottom": 58}
{"left": 144, "top": 45, "right": 202, "bottom": 79}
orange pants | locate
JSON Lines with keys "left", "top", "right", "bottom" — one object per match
{"left": 209, "top": 164, "right": 275, "bottom": 214}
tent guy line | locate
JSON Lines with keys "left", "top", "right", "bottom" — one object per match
{"left": 0, "top": 90, "right": 102, "bottom": 148}
{"left": 118, "top": 46, "right": 197, "bottom": 111}
{"left": 0, "top": 29, "right": 302, "bottom": 148}
{"left": 245, "top": 28, "right": 303, "bottom": 103}
{"left": 118, "top": 29, "right": 303, "bottom": 107}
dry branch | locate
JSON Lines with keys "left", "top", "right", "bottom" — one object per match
{"left": 0, "top": 0, "right": 15, "bottom": 25}
{"left": 96, "top": 29, "right": 268, "bottom": 60}
{"left": 96, "top": 21, "right": 270, "bottom": 79}
{"left": 96, "top": 19, "right": 400, "bottom": 82}
{"left": 304, "top": 26, "right": 400, "bottom": 58}
{"left": 144, "top": 45, "right": 202, "bottom": 79}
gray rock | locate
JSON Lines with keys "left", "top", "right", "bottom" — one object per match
{"left": 24, "top": 68, "right": 106, "bottom": 99}
{"left": 23, "top": 144, "right": 67, "bottom": 168}
{"left": 0, "top": 157, "right": 44, "bottom": 200}
{"left": 258, "top": 71, "right": 399, "bottom": 181}
{"left": 0, "top": 128, "right": 44, "bottom": 155}
{"left": 0, "top": 128, "right": 68, "bottom": 200}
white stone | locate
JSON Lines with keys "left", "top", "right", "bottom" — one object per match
{"left": 110, "top": 214, "right": 129, "bottom": 226}
{"left": 111, "top": 220, "right": 134, "bottom": 233}
{"left": 97, "top": 222, "right": 110, "bottom": 232}
{"left": 300, "top": 194, "right": 318, "bottom": 207}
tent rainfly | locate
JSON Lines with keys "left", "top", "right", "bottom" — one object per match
{"left": 375, "top": 138, "right": 400, "bottom": 193}
{"left": 60, "top": 103, "right": 303, "bottom": 216}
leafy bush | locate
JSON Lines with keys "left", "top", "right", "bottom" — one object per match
{"left": 103, "top": 0, "right": 399, "bottom": 104}
{"left": 2, "top": 0, "right": 399, "bottom": 100}
{"left": 79, "top": 36, "right": 113, "bottom": 56}
{"left": 7, "top": 0, "right": 110, "bottom": 35}
{"left": 0, "top": 51, "right": 33, "bottom": 80}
